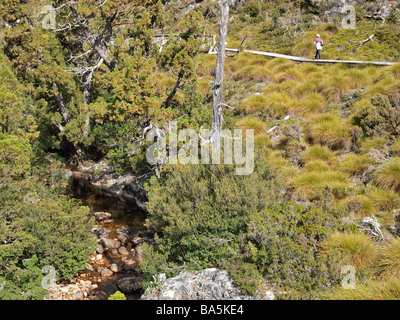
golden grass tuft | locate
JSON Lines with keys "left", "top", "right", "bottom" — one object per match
{"left": 369, "top": 187, "right": 400, "bottom": 212}
{"left": 375, "top": 238, "right": 400, "bottom": 279}
{"left": 233, "top": 65, "right": 273, "bottom": 82}
{"left": 320, "top": 277, "right": 400, "bottom": 300}
{"left": 293, "top": 170, "right": 349, "bottom": 201}
{"left": 296, "top": 93, "right": 327, "bottom": 115}
{"left": 359, "top": 137, "right": 387, "bottom": 154}
{"left": 240, "top": 94, "right": 268, "bottom": 114}
{"left": 320, "top": 231, "right": 377, "bottom": 269}
{"left": 338, "top": 154, "right": 373, "bottom": 176}
{"left": 339, "top": 195, "right": 376, "bottom": 216}
{"left": 236, "top": 116, "right": 268, "bottom": 135}
{"left": 373, "top": 158, "right": 400, "bottom": 192}
{"left": 303, "top": 160, "right": 330, "bottom": 172}
{"left": 301, "top": 145, "right": 336, "bottom": 165}
{"left": 305, "top": 113, "right": 353, "bottom": 151}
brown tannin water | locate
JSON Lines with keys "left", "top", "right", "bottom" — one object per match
{"left": 69, "top": 177, "right": 147, "bottom": 300}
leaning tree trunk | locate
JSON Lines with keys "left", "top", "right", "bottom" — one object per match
{"left": 210, "top": 0, "right": 229, "bottom": 151}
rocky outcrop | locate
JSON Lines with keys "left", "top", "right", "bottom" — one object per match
{"left": 44, "top": 280, "right": 98, "bottom": 300}
{"left": 94, "top": 212, "right": 112, "bottom": 221}
{"left": 140, "top": 268, "right": 275, "bottom": 300}
{"left": 117, "top": 276, "right": 142, "bottom": 294}
{"left": 72, "top": 160, "right": 149, "bottom": 210}
{"left": 324, "top": 0, "right": 398, "bottom": 22}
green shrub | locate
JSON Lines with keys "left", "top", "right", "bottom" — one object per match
{"left": 224, "top": 256, "right": 263, "bottom": 296}
{"left": 246, "top": 202, "right": 341, "bottom": 292}
{"left": 144, "top": 152, "right": 283, "bottom": 270}
{"left": 0, "top": 255, "right": 47, "bottom": 300}
{"left": 0, "top": 177, "right": 96, "bottom": 296}
{"left": 108, "top": 291, "right": 127, "bottom": 300}
{"left": 358, "top": 93, "right": 400, "bottom": 138}
{"left": 0, "top": 133, "right": 32, "bottom": 177}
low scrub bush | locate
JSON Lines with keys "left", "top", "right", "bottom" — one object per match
{"left": 144, "top": 152, "right": 283, "bottom": 271}
{"left": 246, "top": 202, "right": 341, "bottom": 292}
{"left": 358, "top": 93, "right": 400, "bottom": 138}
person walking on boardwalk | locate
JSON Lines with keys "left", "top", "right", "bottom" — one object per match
{"left": 314, "top": 34, "right": 323, "bottom": 60}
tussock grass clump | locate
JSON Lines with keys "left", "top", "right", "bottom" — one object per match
{"left": 305, "top": 113, "right": 353, "bottom": 150}
{"left": 301, "top": 145, "right": 336, "bottom": 165}
{"left": 339, "top": 195, "right": 376, "bottom": 216}
{"left": 320, "top": 232, "right": 377, "bottom": 269}
{"left": 359, "top": 137, "right": 387, "bottom": 154}
{"left": 229, "top": 53, "right": 268, "bottom": 72}
{"left": 197, "top": 75, "right": 214, "bottom": 95}
{"left": 390, "top": 63, "right": 400, "bottom": 80}
{"left": 233, "top": 65, "right": 273, "bottom": 82}
{"left": 236, "top": 116, "right": 268, "bottom": 135}
{"left": 297, "top": 93, "right": 327, "bottom": 115}
{"left": 240, "top": 94, "right": 268, "bottom": 114}
{"left": 364, "top": 76, "right": 400, "bottom": 98}
{"left": 293, "top": 170, "right": 349, "bottom": 201}
{"left": 389, "top": 139, "right": 400, "bottom": 157}
{"left": 369, "top": 187, "right": 400, "bottom": 212}
{"left": 338, "top": 154, "right": 373, "bottom": 176}
{"left": 319, "top": 72, "right": 352, "bottom": 102}
{"left": 373, "top": 158, "right": 400, "bottom": 192}
{"left": 254, "top": 133, "right": 274, "bottom": 148}
{"left": 303, "top": 160, "right": 330, "bottom": 172}
{"left": 321, "top": 277, "right": 400, "bottom": 300}
{"left": 264, "top": 91, "right": 299, "bottom": 116}
{"left": 346, "top": 68, "right": 374, "bottom": 89}
{"left": 274, "top": 65, "right": 304, "bottom": 83}
{"left": 376, "top": 238, "right": 400, "bottom": 279}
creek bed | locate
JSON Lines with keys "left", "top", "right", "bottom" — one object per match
{"left": 69, "top": 177, "right": 147, "bottom": 300}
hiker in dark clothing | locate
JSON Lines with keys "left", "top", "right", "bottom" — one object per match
{"left": 314, "top": 34, "right": 323, "bottom": 60}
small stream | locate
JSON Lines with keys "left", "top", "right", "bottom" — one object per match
{"left": 69, "top": 177, "right": 147, "bottom": 300}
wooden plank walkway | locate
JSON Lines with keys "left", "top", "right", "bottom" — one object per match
{"left": 218, "top": 48, "right": 397, "bottom": 66}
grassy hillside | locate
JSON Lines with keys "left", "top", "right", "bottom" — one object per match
{"left": 141, "top": 0, "right": 400, "bottom": 299}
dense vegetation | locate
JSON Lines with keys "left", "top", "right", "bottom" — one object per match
{"left": 2, "top": 0, "right": 400, "bottom": 300}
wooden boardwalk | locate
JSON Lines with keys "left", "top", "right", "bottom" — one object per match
{"left": 218, "top": 48, "right": 396, "bottom": 66}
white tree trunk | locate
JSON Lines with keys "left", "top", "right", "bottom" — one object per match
{"left": 210, "top": 0, "right": 229, "bottom": 151}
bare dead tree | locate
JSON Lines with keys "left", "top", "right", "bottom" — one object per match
{"left": 210, "top": 0, "right": 229, "bottom": 151}
{"left": 349, "top": 21, "right": 379, "bottom": 50}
